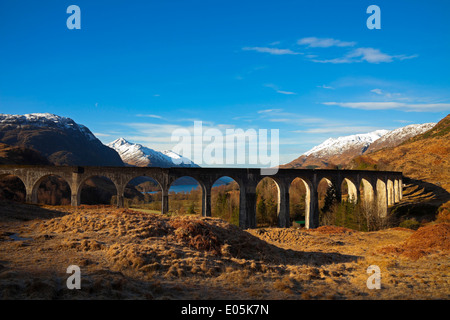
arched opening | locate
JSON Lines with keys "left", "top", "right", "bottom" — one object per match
{"left": 35, "top": 175, "right": 71, "bottom": 205}
{"left": 341, "top": 178, "right": 358, "bottom": 203}
{"left": 318, "top": 177, "right": 334, "bottom": 209}
{"left": 289, "top": 177, "right": 310, "bottom": 227}
{"left": 123, "top": 176, "right": 162, "bottom": 213}
{"left": 318, "top": 177, "right": 336, "bottom": 226}
{"left": 79, "top": 176, "right": 118, "bottom": 205}
{"left": 360, "top": 178, "right": 375, "bottom": 204}
{"left": 168, "top": 176, "right": 202, "bottom": 215}
{"left": 0, "top": 174, "right": 26, "bottom": 202}
{"left": 211, "top": 176, "right": 240, "bottom": 226}
{"left": 255, "top": 177, "right": 280, "bottom": 227}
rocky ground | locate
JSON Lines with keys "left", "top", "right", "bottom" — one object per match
{"left": 0, "top": 200, "right": 448, "bottom": 300}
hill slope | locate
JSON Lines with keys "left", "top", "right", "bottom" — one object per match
{"left": 349, "top": 115, "right": 450, "bottom": 192}
{"left": 365, "top": 123, "right": 436, "bottom": 153}
{"left": 284, "top": 130, "right": 388, "bottom": 168}
{"left": 0, "top": 143, "right": 50, "bottom": 165}
{"left": 0, "top": 113, "right": 123, "bottom": 166}
{"left": 284, "top": 123, "right": 438, "bottom": 169}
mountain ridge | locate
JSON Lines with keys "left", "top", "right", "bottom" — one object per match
{"left": 107, "top": 137, "right": 199, "bottom": 168}
{"left": 0, "top": 113, "right": 124, "bottom": 167}
{"left": 283, "top": 123, "right": 437, "bottom": 169}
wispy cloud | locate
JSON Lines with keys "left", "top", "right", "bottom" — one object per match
{"left": 298, "top": 37, "right": 356, "bottom": 48}
{"left": 311, "top": 48, "right": 418, "bottom": 64}
{"left": 346, "top": 48, "right": 394, "bottom": 63}
{"left": 323, "top": 101, "right": 450, "bottom": 112}
{"left": 292, "top": 126, "right": 385, "bottom": 135}
{"left": 264, "top": 84, "right": 297, "bottom": 95}
{"left": 370, "top": 88, "right": 405, "bottom": 99}
{"left": 311, "top": 47, "right": 415, "bottom": 64}
{"left": 242, "top": 47, "right": 302, "bottom": 55}
{"left": 317, "top": 84, "right": 334, "bottom": 90}
{"left": 136, "top": 114, "right": 164, "bottom": 119}
{"left": 93, "top": 132, "right": 110, "bottom": 137}
{"left": 257, "top": 108, "right": 283, "bottom": 114}
{"left": 371, "top": 88, "right": 383, "bottom": 95}
{"left": 296, "top": 36, "right": 418, "bottom": 64}
{"left": 276, "top": 90, "right": 296, "bottom": 95}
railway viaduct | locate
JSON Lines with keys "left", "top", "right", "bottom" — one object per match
{"left": 0, "top": 165, "right": 403, "bottom": 229}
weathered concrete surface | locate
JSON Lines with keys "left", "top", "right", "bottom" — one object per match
{"left": 0, "top": 165, "right": 403, "bottom": 229}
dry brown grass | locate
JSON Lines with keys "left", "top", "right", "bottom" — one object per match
{"left": 0, "top": 202, "right": 449, "bottom": 300}
{"left": 379, "top": 223, "right": 450, "bottom": 260}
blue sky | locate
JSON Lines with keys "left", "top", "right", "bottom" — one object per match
{"left": 0, "top": 0, "right": 449, "bottom": 165}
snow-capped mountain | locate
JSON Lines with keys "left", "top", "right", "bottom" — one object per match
{"left": 303, "top": 130, "right": 389, "bottom": 158}
{"left": 365, "top": 123, "right": 436, "bottom": 153}
{"left": 107, "top": 138, "right": 199, "bottom": 168}
{"left": 0, "top": 113, "right": 124, "bottom": 166}
{"left": 0, "top": 113, "right": 97, "bottom": 141}
{"left": 284, "top": 123, "right": 437, "bottom": 169}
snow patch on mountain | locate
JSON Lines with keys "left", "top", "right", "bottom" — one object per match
{"left": 303, "top": 130, "right": 389, "bottom": 157}
{"left": 107, "top": 138, "right": 198, "bottom": 168}
{"left": 0, "top": 113, "right": 97, "bottom": 141}
{"left": 367, "top": 123, "right": 436, "bottom": 152}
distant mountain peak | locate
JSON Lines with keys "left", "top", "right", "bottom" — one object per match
{"left": 284, "top": 123, "right": 437, "bottom": 169}
{"left": 366, "top": 122, "right": 436, "bottom": 153}
{"left": 107, "top": 138, "right": 198, "bottom": 168}
{"left": 0, "top": 113, "right": 124, "bottom": 166}
{"left": 0, "top": 113, "right": 97, "bottom": 142}
{"left": 303, "top": 130, "right": 389, "bottom": 157}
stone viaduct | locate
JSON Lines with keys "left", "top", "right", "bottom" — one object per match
{"left": 0, "top": 165, "right": 403, "bottom": 229}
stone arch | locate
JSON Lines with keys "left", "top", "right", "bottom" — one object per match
{"left": 0, "top": 173, "right": 27, "bottom": 202}
{"left": 32, "top": 174, "right": 72, "bottom": 205}
{"left": 255, "top": 176, "right": 282, "bottom": 228}
{"left": 341, "top": 177, "right": 358, "bottom": 203}
{"left": 210, "top": 176, "right": 240, "bottom": 225}
{"left": 289, "top": 177, "right": 313, "bottom": 228}
{"left": 168, "top": 175, "right": 203, "bottom": 215}
{"left": 77, "top": 175, "right": 119, "bottom": 206}
{"left": 360, "top": 178, "right": 375, "bottom": 204}
{"left": 317, "top": 177, "right": 336, "bottom": 210}
{"left": 123, "top": 175, "right": 163, "bottom": 212}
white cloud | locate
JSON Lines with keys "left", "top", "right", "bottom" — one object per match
{"left": 242, "top": 47, "right": 302, "bottom": 55}
{"left": 370, "top": 88, "right": 404, "bottom": 99}
{"left": 311, "top": 47, "right": 399, "bottom": 64}
{"left": 136, "top": 114, "right": 164, "bottom": 119}
{"left": 317, "top": 84, "right": 334, "bottom": 90}
{"left": 323, "top": 101, "right": 450, "bottom": 112}
{"left": 298, "top": 37, "right": 356, "bottom": 48}
{"left": 93, "top": 132, "right": 110, "bottom": 137}
{"left": 257, "top": 108, "right": 283, "bottom": 114}
{"left": 276, "top": 90, "right": 296, "bottom": 95}
{"left": 397, "top": 54, "right": 419, "bottom": 60}
{"left": 371, "top": 88, "right": 383, "bottom": 95}
{"left": 293, "top": 126, "right": 384, "bottom": 135}
{"left": 347, "top": 47, "right": 394, "bottom": 63}
{"left": 299, "top": 38, "right": 418, "bottom": 64}
{"left": 264, "top": 84, "right": 297, "bottom": 95}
